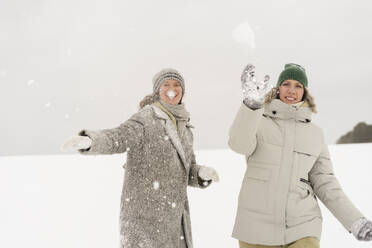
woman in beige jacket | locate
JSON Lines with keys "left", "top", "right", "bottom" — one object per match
{"left": 228, "top": 63, "right": 372, "bottom": 248}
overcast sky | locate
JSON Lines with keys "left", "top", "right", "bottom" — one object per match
{"left": 1, "top": 0, "right": 372, "bottom": 156}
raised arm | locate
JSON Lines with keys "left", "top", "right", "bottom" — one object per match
{"left": 228, "top": 64, "right": 272, "bottom": 156}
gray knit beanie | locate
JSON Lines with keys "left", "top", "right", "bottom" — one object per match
{"left": 152, "top": 68, "right": 185, "bottom": 94}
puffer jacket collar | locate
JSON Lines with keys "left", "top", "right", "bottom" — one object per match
{"left": 264, "top": 99, "right": 312, "bottom": 123}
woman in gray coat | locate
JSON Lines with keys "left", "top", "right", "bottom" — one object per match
{"left": 62, "top": 68, "right": 219, "bottom": 248}
{"left": 228, "top": 63, "right": 372, "bottom": 248}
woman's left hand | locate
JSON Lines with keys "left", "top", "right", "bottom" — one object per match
{"left": 351, "top": 218, "right": 372, "bottom": 241}
{"left": 198, "top": 166, "right": 220, "bottom": 182}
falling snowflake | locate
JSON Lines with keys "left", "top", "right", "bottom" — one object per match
{"left": 203, "top": 181, "right": 209, "bottom": 186}
{"left": 45, "top": 102, "right": 51, "bottom": 108}
{"left": 180, "top": 236, "right": 184, "bottom": 240}
{"left": 163, "top": 195, "right": 167, "bottom": 199}
{"left": 153, "top": 181, "right": 159, "bottom": 190}
{"left": 74, "top": 107, "right": 80, "bottom": 112}
{"left": 171, "top": 202, "right": 176, "bottom": 208}
{"left": 115, "top": 141, "right": 119, "bottom": 146}
{"left": 0, "top": 70, "right": 6, "bottom": 77}
{"left": 164, "top": 136, "right": 169, "bottom": 141}
{"left": 157, "top": 229, "right": 160, "bottom": 233}
{"left": 125, "top": 198, "right": 130, "bottom": 202}
{"left": 126, "top": 147, "right": 130, "bottom": 152}
{"left": 65, "top": 114, "right": 70, "bottom": 119}
{"left": 27, "top": 80, "right": 35, "bottom": 86}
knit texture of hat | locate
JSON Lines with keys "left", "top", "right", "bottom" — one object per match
{"left": 152, "top": 68, "right": 185, "bottom": 94}
{"left": 277, "top": 63, "right": 308, "bottom": 87}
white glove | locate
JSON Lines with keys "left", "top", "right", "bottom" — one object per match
{"left": 198, "top": 166, "right": 219, "bottom": 182}
{"left": 61, "top": 135, "right": 92, "bottom": 152}
{"left": 241, "top": 64, "right": 273, "bottom": 109}
{"left": 351, "top": 218, "right": 372, "bottom": 241}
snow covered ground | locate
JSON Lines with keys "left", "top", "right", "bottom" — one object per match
{"left": 1, "top": 144, "right": 371, "bottom": 248}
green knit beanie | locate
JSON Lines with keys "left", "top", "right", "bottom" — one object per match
{"left": 277, "top": 63, "right": 308, "bottom": 87}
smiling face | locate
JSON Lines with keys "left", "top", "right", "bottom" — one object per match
{"left": 159, "top": 79, "right": 183, "bottom": 105}
{"left": 279, "top": 79, "right": 305, "bottom": 104}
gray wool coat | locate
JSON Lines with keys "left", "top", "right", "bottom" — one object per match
{"left": 79, "top": 104, "right": 211, "bottom": 248}
{"left": 229, "top": 99, "right": 364, "bottom": 245}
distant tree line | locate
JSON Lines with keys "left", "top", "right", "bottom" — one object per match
{"left": 337, "top": 122, "right": 372, "bottom": 144}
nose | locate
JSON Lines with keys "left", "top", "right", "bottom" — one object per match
{"left": 287, "top": 86, "right": 296, "bottom": 95}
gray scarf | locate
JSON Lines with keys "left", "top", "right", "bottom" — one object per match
{"left": 159, "top": 100, "right": 190, "bottom": 137}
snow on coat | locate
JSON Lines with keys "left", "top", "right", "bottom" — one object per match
{"left": 228, "top": 99, "right": 364, "bottom": 245}
{"left": 79, "top": 104, "right": 211, "bottom": 248}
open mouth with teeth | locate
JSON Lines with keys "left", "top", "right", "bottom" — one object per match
{"left": 285, "top": 96, "right": 297, "bottom": 101}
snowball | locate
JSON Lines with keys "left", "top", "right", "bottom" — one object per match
{"left": 232, "top": 22, "right": 256, "bottom": 48}
{"left": 153, "top": 181, "right": 159, "bottom": 190}
{"left": 166, "top": 90, "right": 176, "bottom": 99}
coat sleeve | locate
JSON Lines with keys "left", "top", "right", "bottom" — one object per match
{"left": 78, "top": 119, "right": 144, "bottom": 155}
{"left": 186, "top": 127, "right": 211, "bottom": 189}
{"left": 188, "top": 151, "right": 212, "bottom": 189}
{"left": 309, "top": 138, "right": 364, "bottom": 232}
{"left": 228, "top": 102, "right": 264, "bottom": 156}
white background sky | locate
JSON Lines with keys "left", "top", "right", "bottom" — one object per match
{"left": 1, "top": 0, "right": 372, "bottom": 155}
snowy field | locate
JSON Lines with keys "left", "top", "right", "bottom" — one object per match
{"left": 1, "top": 144, "right": 371, "bottom": 248}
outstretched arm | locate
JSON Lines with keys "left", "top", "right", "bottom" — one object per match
{"left": 62, "top": 119, "right": 144, "bottom": 155}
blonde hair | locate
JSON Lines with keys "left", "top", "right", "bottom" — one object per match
{"left": 265, "top": 86, "right": 317, "bottom": 113}
{"left": 139, "top": 93, "right": 160, "bottom": 109}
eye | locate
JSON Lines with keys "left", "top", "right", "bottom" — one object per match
{"left": 296, "top": 84, "right": 303, "bottom": 88}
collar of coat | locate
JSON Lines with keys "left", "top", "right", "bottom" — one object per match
{"left": 263, "top": 99, "right": 312, "bottom": 123}
{"left": 149, "top": 104, "right": 193, "bottom": 172}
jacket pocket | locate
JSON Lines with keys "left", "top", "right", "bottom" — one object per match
{"left": 294, "top": 150, "right": 318, "bottom": 181}
{"left": 238, "top": 166, "right": 273, "bottom": 215}
{"left": 286, "top": 180, "right": 322, "bottom": 227}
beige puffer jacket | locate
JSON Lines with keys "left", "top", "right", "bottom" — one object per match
{"left": 229, "top": 99, "right": 364, "bottom": 245}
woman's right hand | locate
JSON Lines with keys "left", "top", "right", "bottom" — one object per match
{"left": 61, "top": 135, "right": 92, "bottom": 152}
{"left": 241, "top": 64, "right": 272, "bottom": 109}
